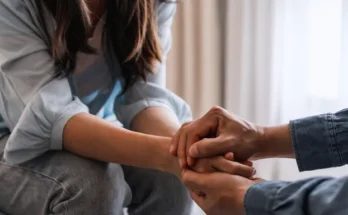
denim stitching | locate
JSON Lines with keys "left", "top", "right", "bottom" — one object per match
{"left": 272, "top": 183, "right": 288, "bottom": 215}
{"left": 290, "top": 121, "right": 303, "bottom": 171}
{"left": 329, "top": 114, "right": 344, "bottom": 165}
{"left": 0, "top": 161, "right": 73, "bottom": 199}
{"left": 326, "top": 114, "right": 343, "bottom": 166}
{"left": 244, "top": 183, "right": 275, "bottom": 215}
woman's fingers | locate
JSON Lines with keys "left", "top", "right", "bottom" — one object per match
{"left": 186, "top": 132, "right": 198, "bottom": 167}
{"left": 178, "top": 127, "right": 189, "bottom": 168}
{"left": 171, "top": 122, "right": 192, "bottom": 156}
{"left": 224, "top": 152, "right": 253, "bottom": 167}
{"left": 242, "top": 160, "right": 254, "bottom": 167}
{"left": 224, "top": 152, "right": 234, "bottom": 161}
{"left": 170, "top": 131, "right": 180, "bottom": 156}
{"left": 212, "top": 157, "right": 255, "bottom": 178}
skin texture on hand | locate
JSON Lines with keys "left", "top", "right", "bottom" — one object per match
{"left": 166, "top": 152, "right": 256, "bottom": 180}
{"left": 128, "top": 107, "right": 256, "bottom": 180}
{"left": 182, "top": 168, "right": 264, "bottom": 215}
{"left": 171, "top": 106, "right": 294, "bottom": 167}
{"left": 170, "top": 106, "right": 263, "bottom": 167}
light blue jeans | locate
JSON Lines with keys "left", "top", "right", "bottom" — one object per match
{"left": 0, "top": 136, "right": 192, "bottom": 215}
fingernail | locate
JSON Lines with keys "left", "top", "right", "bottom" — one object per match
{"left": 252, "top": 168, "right": 257, "bottom": 176}
{"left": 189, "top": 146, "right": 198, "bottom": 157}
{"left": 169, "top": 145, "right": 174, "bottom": 153}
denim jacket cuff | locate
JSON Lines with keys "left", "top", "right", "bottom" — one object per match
{"left": 290, "top": 111, "right": 348, "bottom": 172}
{"left": 244, "top": 181, "right": 284, "bottom": 215}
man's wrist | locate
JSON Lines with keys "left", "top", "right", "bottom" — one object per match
{"left": 255, "top": 124, "right": 294, "bottom": 159}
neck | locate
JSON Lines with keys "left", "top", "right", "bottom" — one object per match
{"left": 87, "top": 0, "right": 106, "bottom": 27}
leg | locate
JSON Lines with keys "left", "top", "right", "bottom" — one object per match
{"left": 0, "top": 136, "right": 131, "bottom": 215}
{"left": 123, "top": 166, "right": 192, "bottom": 215}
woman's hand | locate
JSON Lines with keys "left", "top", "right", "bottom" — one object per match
{"left": 164, "top": 149, "right": 255, "bottom": 179}
{"left": 182, "top": 168, "right": 264, "bottom": 215}
{"left": 191, "top": 153, "right": 255, "bottom": 178}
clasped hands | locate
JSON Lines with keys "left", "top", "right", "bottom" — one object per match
{"left": 170, "top": 107, "right": 265, "bottom": 215}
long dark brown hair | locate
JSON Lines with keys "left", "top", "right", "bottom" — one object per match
{"left": 36, "top": 0, "right": 170, "bottom": 92}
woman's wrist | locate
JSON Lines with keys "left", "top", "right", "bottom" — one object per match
{"left": 255, "top": 124, "right": 295, "bottom": 159}
{"left": 152, "top": 136, "right": 181, "bottom": 177}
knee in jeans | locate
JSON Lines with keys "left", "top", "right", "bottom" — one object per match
{"left": 151, "top": 172, "right": 192, "bottom": 212}
{"left": 52, "top": 160, "right": 130, "bottom": 214}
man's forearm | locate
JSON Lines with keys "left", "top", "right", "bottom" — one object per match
{"left": 255, "top": 124, "right": 294, "bottom": 160}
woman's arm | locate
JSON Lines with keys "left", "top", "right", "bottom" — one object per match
{"left": 0, "top": 1, "right": 180, "bottom": 174}
{"left": 63, "top": 113, "right": 180, "bottom": 176}
{"left": 131, "top": 107, "right": 181, "bottom": 137}
{"left": 63, "top": 113, "right": 255, "bottom": 178}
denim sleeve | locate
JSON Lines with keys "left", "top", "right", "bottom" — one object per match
{"left": 290, "top": 109, "right": 348, "bottom": 171}
{"left": 116, "top": 2, "right": 192, "bottom": 128}
{"left": 244, "top": 176, "right": 348, "bottom": 215}
{"left": 0, "top": 0, "right": 88, "bottom": 164}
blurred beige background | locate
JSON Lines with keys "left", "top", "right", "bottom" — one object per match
{"left": 167, "top": 0, "right": 223, "bottom": 118}
{"left": 166, "top": 1, "right": 348, "bottom": 214}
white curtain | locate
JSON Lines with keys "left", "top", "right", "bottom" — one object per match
{"left": 167, "top": 0, "right": 222, "bottom": 118}
{"left": 223, "top": 0, "right": 278, "bottom": 179}
{"left": 223, "top": 0, "right": 348, "bottom": 180}
{"left": 270, "top": 0, "right": 348, "bottom": 180}
{"left": 167, "top": 0, "right": 348, "bottom": 214}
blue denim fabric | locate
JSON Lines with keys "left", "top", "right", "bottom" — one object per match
{"left": 244, "top": 109, "right": 348, "bottom": 215}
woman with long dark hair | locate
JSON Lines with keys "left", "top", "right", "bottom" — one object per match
{"left": 0, "top": 0, "right": 255, "bottom": 214}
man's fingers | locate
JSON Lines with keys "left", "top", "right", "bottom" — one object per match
{"left": 181, "top": 169, "right": 208, "bottom": 192}
{"left": 189, "top": 137, "right": 233, "bottom": 158}
{"left": 212, "top": 157, "right": 256, "bottom": 178}
{"left": 189, "top": 190, "right": 205, "bottom": 207}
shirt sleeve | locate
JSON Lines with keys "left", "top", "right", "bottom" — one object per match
{"left": 244, "top": 176, "right": 348, "bottom": 215}
{"left": 290, "top": 109, "right": 348, "bottom": 171}
{"left": 115, "top": 2, "right": 192, "bottom": 129}
{"left": 0, "top": 0, "right": 88, "bottom": 164}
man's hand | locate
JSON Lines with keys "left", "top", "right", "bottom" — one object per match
{"left": 170, "top": 106, "right": 264, "bottom": 168}
{"left": 182, "top": 169, "right": 264, "bottom": 215}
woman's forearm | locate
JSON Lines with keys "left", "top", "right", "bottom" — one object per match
{"left": 63, "top": 113, "right": 180, "bottom": 176}
{"left": 131, "top": 107, "right": 181, "bottom": 137}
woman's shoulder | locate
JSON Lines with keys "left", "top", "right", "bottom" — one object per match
{"left": 0, "top": 0, "right": 35, "bottom": 12}
{"left": 0, "top": 0, "right": 41, "bottom": 24}
{"left": 0, "top": 0, "right": 53, "bottom": 41}
{"left": 156, "top": 1, "right": 177, "bottom": 26}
